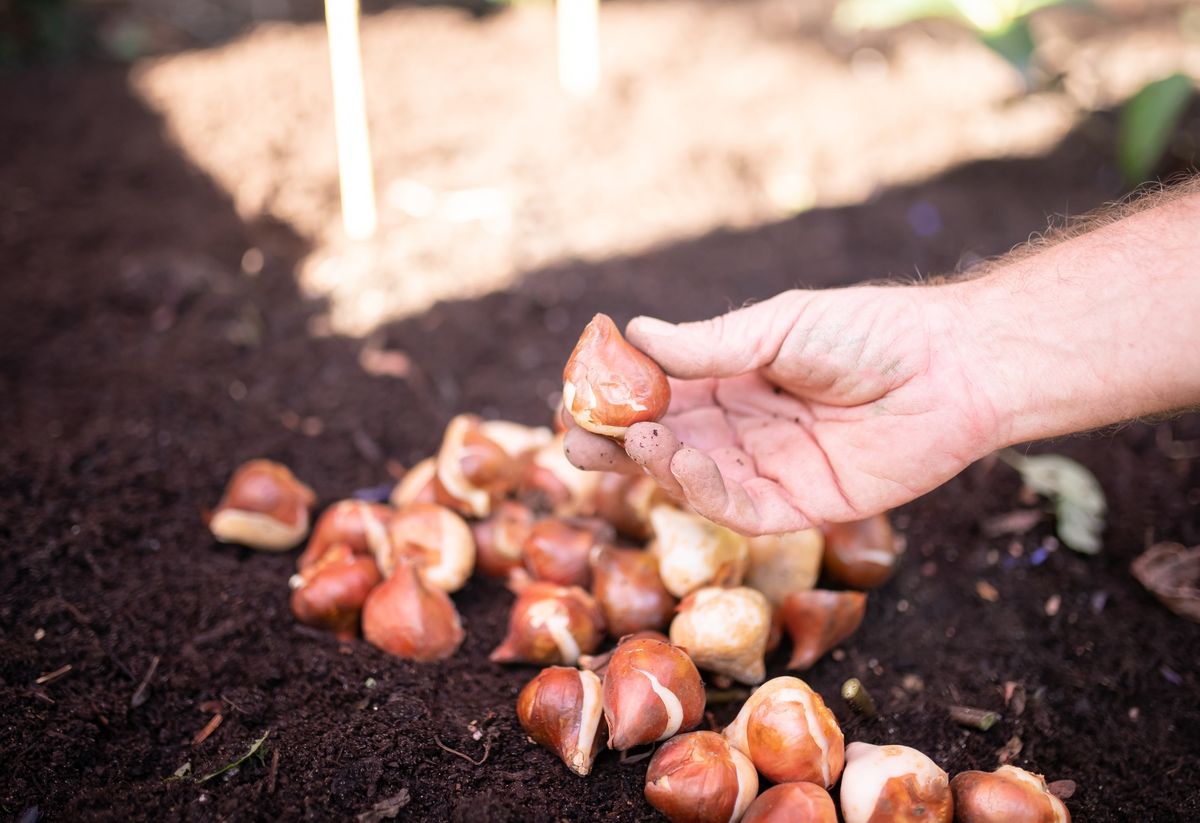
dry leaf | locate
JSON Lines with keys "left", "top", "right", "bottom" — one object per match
{"left": 1131, "top": 542, "right": 1200, "bottom": 622}
{"left": 1000, "top": 452, "right": 1106, "bottom": 554}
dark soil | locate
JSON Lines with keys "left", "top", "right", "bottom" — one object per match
{"left": 3, "top": 36, "right": 1200, "bottom": 823}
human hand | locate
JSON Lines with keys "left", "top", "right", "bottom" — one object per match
{"left": 562, "top": 287, "right": 1001, "bottom": 535}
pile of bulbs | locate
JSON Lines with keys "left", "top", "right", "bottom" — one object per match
{"left": 206, "top": 314, "right": 1072, "bottom": 822}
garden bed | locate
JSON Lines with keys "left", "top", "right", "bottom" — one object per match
{"left": 2, "top": 6, "right": 1199, "bottom": 821}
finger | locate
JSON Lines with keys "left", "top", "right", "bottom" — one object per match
{"left": 625, "top": 291, "right": 805, "bottom": 380}
{"left": 563, "top": 425, "right": 639, "bottom": 474}
{"left": 623, "top": 421, "right": 686, "bottom": 499}
{"left": 669, "top": 447, "right": 811, "bottom": 536}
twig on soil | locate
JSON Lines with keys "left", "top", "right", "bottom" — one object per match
{"left": 949, "top": 705, "right": 1000, "bottom": 731}
{"left": 704, "top": 687, "right": 751, "bottom": 704}
{"left": 35, "top": 664, "right": 73, "bottom": 685}
{"left": 197, "top": 730, "right": 270, "bottom": 783}
{"left": 192, "top": 713, "right": 224, "bottom": 746}
{"left": 433, "top": 733, "right": 492, "bottom": 766}
{"left": 267, "top": 748, "right": 280, "bottom": 795}
{"left": 131, "top": 655, "right": 160, "bottom": 708}
{"left": 841, "top": 678, "right": 877, "bottom": 717}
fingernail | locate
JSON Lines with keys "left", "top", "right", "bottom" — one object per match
{"left": 629, "top": 317, "right": 676, "bottom": 337}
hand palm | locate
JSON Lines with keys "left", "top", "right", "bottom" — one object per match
{"left": 565, "top": 289, "right": 998, "bottom": 534}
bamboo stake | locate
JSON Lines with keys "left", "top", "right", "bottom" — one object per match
{"left": 325, "top": 0, "right": 377, "bottom": 239}
{"left": 557, "top": 0, "right": 600, "bottom": 97}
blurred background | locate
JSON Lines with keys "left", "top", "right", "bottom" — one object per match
{"left": 5, "top": 0, "right": 1198, "bottom": 336}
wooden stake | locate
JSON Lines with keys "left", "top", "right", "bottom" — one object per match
{"left": 325, "top": 0, "right": 377, "bottom": 239}
{"left": 557, "top": 0, "right": 600, "bottom": 97}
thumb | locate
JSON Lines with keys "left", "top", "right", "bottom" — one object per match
{"left": 625, "top": 291, "right": 805, "bottom": 380}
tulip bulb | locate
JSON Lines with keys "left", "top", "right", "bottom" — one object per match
{"left": 361, "top": 558, "right": 464, "bottom": 660}
{"left": 670, "top": 586, "right": 771, "bottom": 685}
{"left": 289, "top": 543, "right": 382, "bottom": 638}
{"left": 951, "top": 765, "right": 1070, "bottom": 823}
{"left": 562, "top": 313, "right": 670, "bottom": 438}
{"left": 780, "top": 589, "right": 868, "bottom": 671}
{"left": 602, "top": 637, "right": 705, "bottom": 750}
{"left": 518, "top": 433, "right": 601, "bottom": 516}
{"left": 298, "top": 500, "right": 392, "bottom": 571}
{"left": 592, "top": 472, "right": 668, "bottom": 540}
{"left": 723, "top": 676, "right": 844, "bottom": 787}
{"left": 517, "top": 667, "right": 605, "bottom": 776}
{"left": 375, "top": 502, "right": 475, "bottom": 592}
{"left": 823, "top": 513, "right": 904, "bottom": 590}
{"left": 644, "top": 731, "right": 759, "bottom": 823}
{"left": 650, "top": 505, "right": 749, "bottom": 598}
{"left": 435, "top": 414, "right": 520, "bottom": 517}
{"left": 490, "top": 582, "right": 604, "bottom": 665}
{"left": 590, "top": 545, "right": 677, "bottom": 638}
{"left": 522, "top": 518, "right": 607, "bottom": 587}
{"left": 744, "top": 528, "right": 824, "bottom": 606}
{"left": 742, "top": 783, "right": 838, "bottom": 823}
{"left": 472, "top": 500, "right": 535, "bottom": 578}
{"left": 209, "top": 459, "right": 316, "bottom": 551}
{"left": 390, "top": 457, "right": 439, "bottom": 508}
{"left": 840, "top": 742, "right": 952, "bottom": 823}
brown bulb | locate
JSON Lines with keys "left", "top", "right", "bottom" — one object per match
{"left": 592, "top": 472, "right": 668, "bottom": 540}
{"left": 490, "top": 582, "right": 604, "bottom": 665}
{"left": 435, "top": 414, "right": 521, "bottom": 517}
{"left": 951, "top": 765, "right": 1071, "bottom": 823}
{"left": 823, "top": 513, "right": 903, "bottom": 589}
{"left": 289, "top": 543, "right": 382, "bottom": 639}
{"left": 644, "top": 731, "right": 759, "bottom": 823}
{"left": 517, "top": 667, "right": 605, "bottom": 776}
{"left": 472, "top": 500, "right": 535, "bottom": 578}
{"left": 375, "top": 502, "right": 475, "bottom": 592}
{"left": 742, "top": 783, "right": 837, "bottom": 823}
{"left": 590, "top": 545, "right": 677, "bottom": 638}
{"left": 517, "top": 433, "right": 600, "bottom": 517}
{"left": 723, "top": 676, "right": 845, "bottom": 787}
{"left": 563, "top": 313, "right": 670, "bottom": 438}
{"left": 602, "top": 637, "right": 705, "bottom": 750}
{"left": 522, "top": 518, "right": 607, "bottom": 588}
{"left": 840, "top": 742, "right": 952, "bottom": 823}
{"left": 361, "top": 558, "right": 464, "bottom": 661}
{"left": 209, "top": 459, "right": 316, "bottom": 551}
{"left": 781, "top": 589, "right": 867, "bottom": 671}
{"left": 298, "top": 500, "right": 392, "bottom": 571}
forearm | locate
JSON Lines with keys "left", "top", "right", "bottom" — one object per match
{"left": 948, "top": 187, "right": 1200, "bottom": 446}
